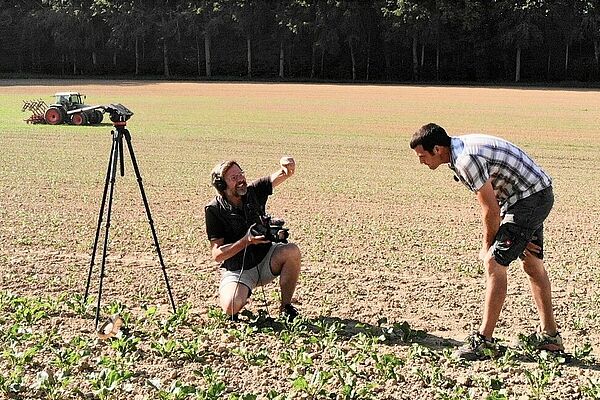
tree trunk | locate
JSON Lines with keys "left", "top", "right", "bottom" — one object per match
{"left": 112, "top": 51, "right": 117, "bottom": 70}
{"left": 515, "top": 46, "right": 521, "bottom": 82}
{"left": 310, "top": 42, "right": 316, "bottom": 78}
{"left": 73, "top": 52, "right": 77, "bottom": 75}
{"left": 92, "top": 51, "right": 97, "bottom": 71}
{"left": 162, "top": 16, "right": 170, "bottom": 78}
{"left": 435, "top": 12, "right": 440, "bottom": 81}
{"left": 279, "top": 40, "right": 284, "bottom": 79}
{"left": 163, "top": 38, "right": 170, "bottom": 77}
{"left": 594, "top": 39, "right": 599, "bottom": 77}
{"left": 61, "top": 53, "right": 65, "bottom": 76}
{"left": 196, "top": 31, "right": 201, "bottom": 77}
{"left": 383, "top": 41, "right": 391, "bottom": 80}
{"left": 349, "top": 37, "right": 356, "bottom": 81}
{"left": 135, "top": 36, "right": 140, "bottom": 75}
{"left": 247, "top": 37, "right": 252, "bottom": 78}
{"left": 546, "top": 51, "right": 551, "bottom": 81}
{"left": 287, "top": 42, "right": 293, "bottom": 77}
{"left": 366, "top": 34, "right": 371, "bottom": 81}
{"left": 412, "top": 34, "right": 419, "bottom": 81}
{"left": 204, "top": 34, "right": 211, "bottom": 77}
{"left": 320, "top": 47, "right": 325, "bottom": 78}
{"left": 564, "top": 42, "right": 569, "bottom": 77}
{"left": 435, "top": 44, "right": 440, "bottom": 81}
{"left": 420, "top": 43, "right": 425, "bottom": 68}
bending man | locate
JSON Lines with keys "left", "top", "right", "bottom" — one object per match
{"left": 410, "top": 123, "right": 563, "bottom": 360}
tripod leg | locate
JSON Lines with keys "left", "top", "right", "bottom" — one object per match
{"left": 84, "top": 132, "right": 117, "bottom": 303}
{"left": 123, "top": 129, "right": 177, "bottom": 313}
{"left": 94, "top": 132, "right": 121, "bottom": 329}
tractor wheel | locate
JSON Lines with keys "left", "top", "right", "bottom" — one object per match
{"left": 87, "top": 111, "right": 98, "bottom": 124}
{"left": 44, "top": 107, "right": 63, "bottom": 125}
{"left": 71, "top": 113, "right": 87, "bottom": 126}
{"left": 94, "top": 110, "right": 104, "bottom": 124}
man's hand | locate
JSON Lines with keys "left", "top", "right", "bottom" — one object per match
{"left": 280, "top": 156, "right": 295, "bottom": 176}
{"left": 245, "top": 224, "right": 270, "bottom": 245}
{"left": 523, "top": 241, "right": 542, "bottom": 257}
{"left": 272, "top": 156, "right": 296, "bottom": 187}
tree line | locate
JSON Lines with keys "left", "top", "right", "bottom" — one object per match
{"left": 2, "top": 0, "right": 599, "bottom": 83}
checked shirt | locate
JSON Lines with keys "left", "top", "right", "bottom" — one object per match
{"left": 449, "top": 135, "right": 552, "bottom": 213}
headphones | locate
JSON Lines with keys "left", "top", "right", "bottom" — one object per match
{"left": 211, "top": 162, "right": 228, "bottom": 192}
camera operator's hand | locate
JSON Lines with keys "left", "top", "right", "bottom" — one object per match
{"left": 272, "top": 156, "right": 296, "bottom": 188}
{"left": 245, "top": 224, "right": 270, "bottom": 245}
{"left": 280, "top": 156, "right": 295, "bottom": 177}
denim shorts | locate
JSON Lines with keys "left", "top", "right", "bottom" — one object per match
{"left": 491, "top": 187, "right": 554, "bottom": 266}
{"left": 219, "top": 243, "right": 283, "bottom": 295}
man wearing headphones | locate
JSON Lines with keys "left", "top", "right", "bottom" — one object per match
{"left": 410, "top": 123, "right": 563, "bottom": 361}
{"left": 205, "top": 157, "right": 301, "bottom": 321}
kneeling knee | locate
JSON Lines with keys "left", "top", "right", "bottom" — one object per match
{"left": 279, "top": 242, "right": 301, "bottom": 261}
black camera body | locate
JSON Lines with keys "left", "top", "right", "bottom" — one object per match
{"left": 251, "top": 215, "right": 289, "bottom": 243}
{"left": 104, "top": 103, "right": 134, "bottom": 122}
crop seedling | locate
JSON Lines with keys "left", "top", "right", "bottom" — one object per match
{"left": 33, "top": 369, "right": 72, "bottom": 400}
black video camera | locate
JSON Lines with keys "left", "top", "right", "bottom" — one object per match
{"left": 251, "top": 215, "right": 289, "bottom": 243}
{"left": 104, "top": 103, "right": 134, "bottom": 123}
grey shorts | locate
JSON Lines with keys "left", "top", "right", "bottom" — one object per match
{"left": 491, "top": 187, "right": 554, "bottom": 266}
{"left": 219, "top": 243, "right": 283, "bottom": 295}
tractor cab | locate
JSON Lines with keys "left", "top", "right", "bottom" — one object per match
{"left": 54, "top": 92, "right": 85, "bottom": 110}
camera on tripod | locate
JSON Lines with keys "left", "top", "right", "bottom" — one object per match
{"left": 251, "top": 214, "right": 289, "bottom": 243}
{"left": 104, "top": 103, "right": 134, "bottom": 123}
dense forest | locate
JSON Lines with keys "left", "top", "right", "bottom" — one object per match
{"left": 2, "top": 0, "right": 600, "bottom": 83}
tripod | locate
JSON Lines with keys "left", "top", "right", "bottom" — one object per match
{"left": 84, "top": 111, "right": 176, "bottom": 329}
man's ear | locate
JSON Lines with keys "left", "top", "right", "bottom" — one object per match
{"left": 433, "top": 145, "right": 439, "bottom": 154}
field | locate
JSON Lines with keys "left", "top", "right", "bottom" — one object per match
{"left": 1, "top": 80, "right": 600, "bottom": 399}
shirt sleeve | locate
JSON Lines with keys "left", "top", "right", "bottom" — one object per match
{"left": 205, "top": 203, "right": 225, "bottom": 241}
{"left": 250, "top": 176, "right": 273, "bottom": 205}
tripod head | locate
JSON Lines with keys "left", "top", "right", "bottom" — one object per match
{"left": 104, "top": 103, "right": 134, "bottom": 125}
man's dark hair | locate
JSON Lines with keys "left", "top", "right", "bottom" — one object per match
{"left": 409, "top": 123, "right": 451, "bottom": 153}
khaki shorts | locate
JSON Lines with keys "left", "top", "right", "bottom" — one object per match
{"left": 219, "top": 243, "right": 282, "bottom": 296}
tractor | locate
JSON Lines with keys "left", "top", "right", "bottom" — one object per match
{"left": 22, "top": 92, "right": 105, "bottom": 125}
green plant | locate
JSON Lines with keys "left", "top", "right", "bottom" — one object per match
{"left": 231, "top": 346, "right": 270, "bottom": 366}
{"left": 33, "top": 369, "right": 72, "bottom": 400}
{"left": 179, "top": 337, "right": 207, "bottom": 362}
{"left": 148, "top": 378, "right": 197, "bottom": 400}
{"left": 372, "top": 352, "right": 405, "bottom": 381}
{"left": 581, "top": 377, "right": 600, "bottom": 398}
{"left": 291, "top": 369, "right": 333, "bottom": 398}
{"left": 156, "top": 303, "right": 191, "bottom": 335}
{"left": 63, "top": 293, "right": 93, "bottom": 317}
{"left": 573, "top": 342, "right": 595, "bottom": 364}
{"left": 151, "top": 337, "right": 180, "bottom": 359}
{"left": 391, "top": 321, "right": 427, "bottom": 342}
{"left": 110, "top": 333, "right": 141, "bottom": 358}
{"left": 523, "top": 353, "right": 562, "bottom": 400}
{"left": 194, "top": 367, "right": 227, "bottom": 400}
{"left": 0, "top": 366, "right": 24, "bottom": 395}
{"left": 90, "top": 366, "right": 133, "bottom": 399}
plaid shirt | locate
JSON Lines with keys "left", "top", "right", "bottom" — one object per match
{"left": 449, "top": 135, "right": 552, "bottom": 212}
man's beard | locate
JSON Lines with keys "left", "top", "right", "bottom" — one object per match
{"left": 235, "top": 185, "right": 247, "bottom": 196}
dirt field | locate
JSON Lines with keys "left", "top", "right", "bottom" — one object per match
{"left": 1, "top": 80, "right": 600, "bottom": 399}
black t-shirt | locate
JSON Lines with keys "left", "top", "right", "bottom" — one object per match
{"left": 205, "top": 176, "right": 273, "bottom": 271}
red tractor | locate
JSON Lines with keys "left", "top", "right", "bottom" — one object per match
{"left": 23, "top": 92, "right": 105, "bottom": 125}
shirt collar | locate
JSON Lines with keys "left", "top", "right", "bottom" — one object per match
{"left": 448, "top": 136, "right": 464, "bottom": 171}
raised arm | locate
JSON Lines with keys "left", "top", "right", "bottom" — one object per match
{"left": 270, "top": 156, "right": 296, "bottom": 188}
